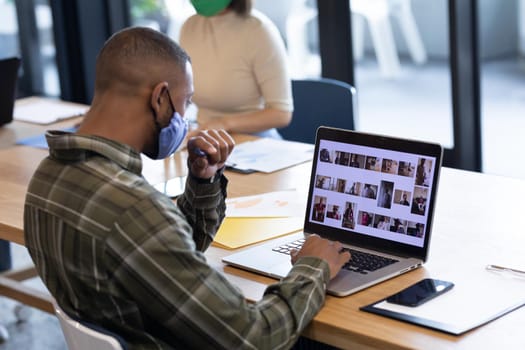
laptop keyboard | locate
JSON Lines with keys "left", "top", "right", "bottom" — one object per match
{"left": 272, "top": 239, "right": 398, "bottom": 274}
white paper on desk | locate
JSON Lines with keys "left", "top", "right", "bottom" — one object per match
{"left": 372, "top": 268, "right": 525, "bottom": 333}
{"left": 227, "top": 138, "right": 314, "bottom": 173}
{"left": 226, "top": 190, "right": 307, "bottom": 218}
{"left": 14, "top": 99, "right": 88, "bottom": 124}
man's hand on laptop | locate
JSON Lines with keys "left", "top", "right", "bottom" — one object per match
{"left": 290, "top": 235, "right": 351, "bottom": 280}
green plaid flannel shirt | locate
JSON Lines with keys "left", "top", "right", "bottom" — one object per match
{"left": 24, "top": 131, "right": 330, "bottom": 349}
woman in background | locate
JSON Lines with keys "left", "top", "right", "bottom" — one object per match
{"left": 180, "top": 0, "right": 292, "bottom": 138}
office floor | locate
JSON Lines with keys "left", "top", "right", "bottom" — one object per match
{"left": 0, "top": 243, "right": 66, "bottom": 350}
{"left": 1, "top": 56, "right": 524, "bottom": 349}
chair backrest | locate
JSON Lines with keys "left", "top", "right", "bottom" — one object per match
{"left": 279, "top": 78, "right": 356, "bottom": 144}
{"left": 0, "top": 56, "right": 20, "bottom": 126}
{"left": 54, "top": 303, "right": 126, "bottom": 350}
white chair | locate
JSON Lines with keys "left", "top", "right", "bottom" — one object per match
{"left": 54, "top": 303, "right": 124, "bottom": 350}
{"left": 255, "top": 0, "right": 320, "bottom": 78}
{"left": 0, "top": 324, "right": 8, "bottom": 343}
{"left": 284, "top": 0, "right": 320, "bottom": 78}
{"left": 351, "top": 0, "right": 427, "bottom": 78}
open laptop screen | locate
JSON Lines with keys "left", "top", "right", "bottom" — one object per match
{"left": 0, "top": 57, "right": 21, "bottom": 126}
{"left": 305, "top": 127, "right": 443, "bottom": 261}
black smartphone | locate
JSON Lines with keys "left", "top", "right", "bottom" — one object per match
{"left": 386, "top": 278, "right": 454, "bottom": 307}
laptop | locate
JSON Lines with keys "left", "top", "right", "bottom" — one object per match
{"left": 222, "top": 126, "right": 443, "bottom": 297}
{"left": 0, "top": 57, "right": 21, "bottom": 126}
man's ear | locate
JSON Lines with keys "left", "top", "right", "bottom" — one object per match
{"left": 150, "top": 81, "right": 169, "bottom": 116}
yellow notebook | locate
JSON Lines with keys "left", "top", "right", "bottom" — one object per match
{"left": 212, "top": 217, "right": 304, "bottom": 250}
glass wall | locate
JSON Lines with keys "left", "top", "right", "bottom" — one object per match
{"left": 0, "top": 0, "right": 60, "bottom": 97}
{"left": 256, "top": 0, "right": 473, "bottom": 167}
{"left": 129, "top": 0, "right": 194, "bottom": 40}
{"left": 255, "top": 0, "right": 321, "bottom": 79}
{"left": 351, "top": 0, "right": 454, "bottom": 149}
{"left": 130, "top": 0, "right": 166, "bottom": 31}
{"left": 479, "top": 0, "right": 525, "bottom": 179}
{"left": 37, "top": 0, "right": 60, "bottom": 96}
{"left": 127, "top": 0, "right": 525, "bottom": 178}
{"left": 0, "top": 0, "right": 19, "bottom": 58}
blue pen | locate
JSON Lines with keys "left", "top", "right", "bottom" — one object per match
{"left": 193, "top": 148, "right": 206, "bottom": 157}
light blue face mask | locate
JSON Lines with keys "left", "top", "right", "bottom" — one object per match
{"left": 152, "top": 90, "right": 188, "bottom": 160}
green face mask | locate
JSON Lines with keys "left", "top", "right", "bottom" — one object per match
{"left": 190, "top": 0, "right": 232, "bottom": 17}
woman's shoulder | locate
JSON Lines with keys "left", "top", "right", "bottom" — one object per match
{"left": 244, "top": 10, "right": 281, "bottom": 36}
{"left": 181, "top": 13, "right": 200, "bottom": 26}
{"left": 180, "top": 14, "right": 200, "bottom": 37}
{"left": 182, "top": 11, "right": 277, "bottom": 36}
{"left": 247, "top": 10, "right": 272, "bottom": 25}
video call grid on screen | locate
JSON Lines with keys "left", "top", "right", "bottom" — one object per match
{"left": 310, "top": 139, "right": 437, "bottom": 248}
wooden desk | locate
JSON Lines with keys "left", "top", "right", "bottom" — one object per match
{"left": 1, "top": 130, "right": 524, "bottom": 348}
{"left": 0, "top": 98, "right": 86, "bottom": 313}
{"left": 209, "top": 168, "right": 525, "bottom": 350}
{"left": 0, "top": 97, "right": 85, "bottom": 149}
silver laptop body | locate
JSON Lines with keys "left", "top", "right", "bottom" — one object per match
{"left": 223, "top": 127, "right": 443, "bottom": 297}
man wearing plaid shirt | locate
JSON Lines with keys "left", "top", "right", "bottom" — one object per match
{"left": 23, "top": 27, "right": 350, "bottom": 349}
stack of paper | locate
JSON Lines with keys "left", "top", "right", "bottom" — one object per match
{"left": 226, "top": 138, "right": 314, "bottom": 173}
{"left": 213, "top": 190, "right": 306, "bottom": 249}
{"left": 14, "top": 98, "right": 88, "bottom": 124}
